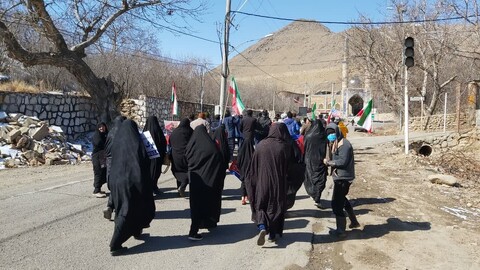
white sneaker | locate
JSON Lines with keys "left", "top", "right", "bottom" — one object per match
{"left": 93, "top": 192, "right": 106, "bottom": 198}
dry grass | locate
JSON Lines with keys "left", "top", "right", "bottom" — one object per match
{"left": 0, "top": 80, "right": 41, "bottom": 93}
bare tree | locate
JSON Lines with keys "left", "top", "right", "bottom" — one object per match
{"left": 0, "top": 0, "right": 206, "bottom": 121}
{"left": 349, "top": 0, "right": 465, "bottom": 126}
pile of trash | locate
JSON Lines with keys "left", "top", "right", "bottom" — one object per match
{"left": 0, "top": 111, "right": 90, "bottom": 169}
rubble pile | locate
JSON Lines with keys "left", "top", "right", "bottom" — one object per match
{"left": 0, "top": 112, "right": 89, "bottom": 169}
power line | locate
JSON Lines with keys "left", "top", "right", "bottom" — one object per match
{"left": 231, "top": 10, "right": 470, "bottom": 25}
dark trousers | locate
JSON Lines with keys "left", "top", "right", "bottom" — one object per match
{"left": 92, "top": 152, "right": 106, "bottom": 192}
{"left": 189, "top": 219, "right": 200, "bottom": 236}
{"left": 106, "top": 157, "right": 114, "bottom": 208}
{"left": 331, "top": 180, "right": 353, "bottom": 217}
{"left": 314, "top": 171, "right": 327, "bottom": 203}
{"left": 240, "top": 181, "right": 248, "bottom": 197}
{"left": 227, "top": 138, "right": 235, "bottom": 161}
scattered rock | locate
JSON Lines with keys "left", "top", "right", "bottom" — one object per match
{"left": 428, "top": 174, "right": 460, "bottom": 187}
{"left": 0, "top": 112, "right": 89, "bottom": 169}
{"left": 32, "top": 124, "right": 49, "bottom": 141}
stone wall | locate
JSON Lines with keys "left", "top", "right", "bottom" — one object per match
{"left": 409, "top": 113, "right": 467, "bottom": 131}
{"left": 411, "top": 128, "right": 480, "bottom": 151}
{"left": 0, "top": 91, "right": 98, "bottom": 138}
{"left": 1, "top": 92, "right": 217, "bottom": 138}
{"left": 120, "top": 95, "right": 215, "bottom": 128}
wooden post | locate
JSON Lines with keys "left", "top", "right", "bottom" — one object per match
{"left": 456, "top": 83, "right": 461, "bottom": 133}
{"left": 467, "top": 82, "right": 478, "bottom": 127}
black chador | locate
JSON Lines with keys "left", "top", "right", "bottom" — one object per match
{"left": 245, "top": 123, "right": 292, "bottom": 241}
{"left": 169, "top": 118, "right": 193, "bottom": 194}
{"left": 185, "top": 125, "right": 226, "bottom": 239}
{"left": 109, "top": 120, "right": 155, "bottom": 255}
{"left": 143, "top": 116, "right": 167, "bottom": 194}
{"left": 303, "top": 119, "right": 328, "bottom": 207}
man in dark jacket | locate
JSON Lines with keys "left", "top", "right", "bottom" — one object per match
{"left": 223, "top": 110, "right": 238, "bottom": 161}
{"left": 324, "top": 123, "right": 360, "bottom": 237}
{"left": 240, "top": 109, "right": 257, "bottom": 141}
{"left": 255, "top": 110, "right": 271, "bottom": 144}
{"left": 210, "top": 114, "right": 221, "bottom": 134}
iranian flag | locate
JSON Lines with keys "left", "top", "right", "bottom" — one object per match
{"left": 171, "top": 81, "right": 178, "bottom": 115}
{"left": 356, "top": 99, "right": 373, "bottom": 133}
{"left": 327, "top": 100, "right": 336, "bottom": 123}
{"left": 311, "top": 102, "right": 317, "bottom": 121}
{"left": 228, "top": 76, "right": 245, "bottom": 115}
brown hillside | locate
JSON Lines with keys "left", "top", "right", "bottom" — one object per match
{"left": 227, "top": 20, "right": 345, "bottom": 93}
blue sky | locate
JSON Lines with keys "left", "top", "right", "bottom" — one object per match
{"left": 157, "top": 0, "right": 393, "bottom": 66}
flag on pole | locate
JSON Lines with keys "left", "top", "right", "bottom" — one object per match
{"left": 228, "top": 76, "right": 245, "bottom": 115}
{"left": 327, "top": 100, "right": 336, "bottom": 123}
{"left": 171, "top": 81, "right": 178, "bottom": 116}
{"left": 356, "top": 99, "right": 373, "bottom": 133}
{"left": 311, "top": 102, "right": 317, "bottom": 120}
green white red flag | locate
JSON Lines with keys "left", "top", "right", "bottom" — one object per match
{"left": 171, "top": 81, "right": 178, "bottom": 116}
{"left": 228, "top": 76, "right": 245, "bottom": 115}
{"left": 356, "top": 99, "right": 373, "bottom": 133}
{"left": 327, "top": 100, "right": 336, "bottom": 123}
{"left": 311, "top": 102, "right": 317, "bottom": 121}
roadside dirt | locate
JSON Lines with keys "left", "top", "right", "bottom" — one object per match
{"left": 303, "top": 140, "right": 480, "bottom": 270}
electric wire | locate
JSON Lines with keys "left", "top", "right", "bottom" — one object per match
{"left": 231, "top": 10, "right": 471, "bottom": 25}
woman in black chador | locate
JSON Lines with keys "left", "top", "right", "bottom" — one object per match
{"left": 303, "top": 119, "right": 328, "bottom": 208}
{"left": 143, "top": 116, "right": 167, "bottom": 195}
{"left": 92, "top": 122, "right": 108, "bottom": 197}
{"left": 212, "top": 124, "right": 230, "bottom": 171}
{"left": 237, "top": 127, "right": 255, "bottom": 205}
{"left": 185, "top": 125, "right": 226, "bottom": 241}
{"left": 103, "top": 115, "right": 126, "bottom": 220}
{"left": 169, "top": 118, "right": 193, "bottom": 196}
{"left": 245, "top": 123, "right": 292, "bottom": 246}
{"left": 109, "top": 119, "right": 155, "bottom": 255}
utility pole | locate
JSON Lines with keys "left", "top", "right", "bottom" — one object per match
{"left": 331, "top": 82, "right": 335, "bottom": 106}
{"left": 200, "top": 66, "right": 205, "bottom": 112}
{"left": 303, "top": 83, "right": 307, "bottom": 107}
{"left": 456, "top": 83, "right": 461, "bottom": 133}
{"left": 404, "top": 67, "right": 409, "bottom": 154}
{"left": 403, "top": 37, "right": 414, "bottom": 154}
{"left": 272, "top": 91, "right": 276, "bottom": 112}
{"left": 219, "top": 0, "right": 231, "bottom": 119}
{"left": 443, "top": 92, "right": 447, "bottom": 133}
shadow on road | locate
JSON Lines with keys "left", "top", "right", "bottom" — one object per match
{"left": 314, "top": 217, "right": 431, "bottom": 244}
{"left": 125, "top": 218, "right": 312, "bottom": 255}
{"left": 285, "top": 207, "right": 371, "bottom": 220}
{"left": 155, "top": 208, "right": 237, "bottom": 220}
{"left": 351, "top": 197, "right": 396, "bottom": 207}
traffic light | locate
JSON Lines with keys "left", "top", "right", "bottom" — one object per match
{"left": 404, "top": 37, "right": 414, "bottom": 68}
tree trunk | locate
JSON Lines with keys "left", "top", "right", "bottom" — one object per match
{"left": 62, "top": 57, "right": 121, "bottom": 124}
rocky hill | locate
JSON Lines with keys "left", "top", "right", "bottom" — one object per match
{"left": 226, "top": 20, "right": 346, "bottom": 93}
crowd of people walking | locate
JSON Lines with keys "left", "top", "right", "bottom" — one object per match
{"left": 92, "top": 109, "right": 358, "bottom": 256}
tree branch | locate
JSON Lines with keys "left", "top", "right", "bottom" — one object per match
{"left": 29, "top": 0, "right": 69, "bottom": 52}
{"left": 439, "top": 75, "right": 456, "bottom": 89}
{"left": 70, "top": 1, "right": 164, "bottom": 52}
{"left": 0, "top": 20, "right": 65, "bottom": 67}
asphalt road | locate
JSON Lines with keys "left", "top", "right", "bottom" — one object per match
{"left": 0, "top": 163, "right": 314, "bottom": 270}
{"left": 0, "top": 128, "right": 446, "bottom": 270}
